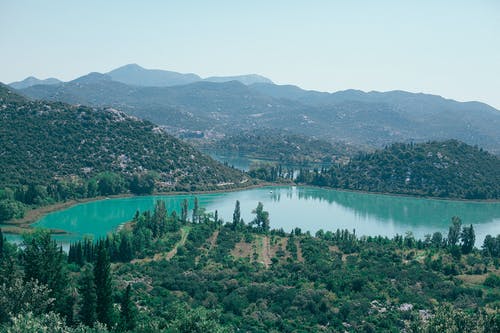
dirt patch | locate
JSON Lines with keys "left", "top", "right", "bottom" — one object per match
{"left": 456, "top": 274, "right": 488, "bottom": 285}
{"left": 208, "top": 230, "right": 219, "bottom": 251}
{"left": 260, "top": 236, "right": 272, "bottom": 268}
{"left": 295, "top": 239, "right": 304, "bottom": 263}
{"left": 231, "top": 240, "right": 254, "bottom": 260}
{"left": 329, "top": 245, "right": 340, "bottom": 253}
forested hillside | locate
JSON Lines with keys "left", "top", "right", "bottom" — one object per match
{"left": 0, "top": 201, "right": 498, "bottom": 332}
{"left": 197, "top": 130, "right": 356, "bottom": 166}
{"left": 0, "top": 85, "right": 247, "bottom": 221}
{"left": 298, "top": 140, "right": 500, "bottom": 199}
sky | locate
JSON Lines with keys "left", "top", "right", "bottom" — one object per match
{"left": 1, "top": 0, "right": 499, "bottom": 108}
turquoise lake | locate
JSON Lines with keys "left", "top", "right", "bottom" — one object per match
{"left": 11, "top": 186, "right": 500, "bottom": 244}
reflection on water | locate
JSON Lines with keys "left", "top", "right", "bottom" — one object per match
{"left": 12, "top": 186, "right": 500, "bottom": 244}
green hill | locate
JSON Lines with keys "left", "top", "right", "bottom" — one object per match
{"left": 197, "top": 130, "right": 356, "bottom": 166}
{"left": 298, "top": 140, "right": 500, "bottom": 199}
{"left": 0, "top": 84, "right": 247, "bottom": 219}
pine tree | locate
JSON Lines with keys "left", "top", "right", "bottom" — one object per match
{"left": 118, "top": 284, "right": 137, "bottom": 332}
{"left": 94, "top": 241, "right": 114, "bottom": 328}
{"left": 78, "top": 264, "right": 97, "bottom": 327}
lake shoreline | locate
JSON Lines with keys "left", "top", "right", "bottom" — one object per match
{"left": 2, "top": 182, "right": 285, "bottom": 234}
{"left": 3, "top": 182, "right": 498, "bottom": 235}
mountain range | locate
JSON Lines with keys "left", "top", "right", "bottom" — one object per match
{"left": 10, "top": 64, "right": 273, "bottom": 88}
{"left": 8, "top": 64, "right": 500, "bottom": 154}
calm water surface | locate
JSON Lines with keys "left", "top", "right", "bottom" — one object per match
{"left": 14, "top": 186, "right": 500, "bottom": 244}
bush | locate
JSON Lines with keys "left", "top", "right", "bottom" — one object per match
{"left": 484, "top": 274, "right": 500, "bottom": 288}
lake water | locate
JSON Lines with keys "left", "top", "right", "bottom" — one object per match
{"left": 22, "top": 186, "right": 500, "bottom": 245}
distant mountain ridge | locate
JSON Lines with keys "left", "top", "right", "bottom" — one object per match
{"left": 8, "top": 64, "right": 500, "bottom": 153}
{"left": 9, "top": 76, "right": 62, "bottom": 89}
{"left": 8, "top": 64, "right": 274, "bottom": 88}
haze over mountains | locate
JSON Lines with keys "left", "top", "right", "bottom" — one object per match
{"left": 9, "top": 64, "right": 500, "bottom": 154}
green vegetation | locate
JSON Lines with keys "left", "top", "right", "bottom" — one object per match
{"left": 197, "top": 130, "right": 354, "bottom": 166}
{"left": 0, "top": 85, "right": 247, "bottom": 222}
{"left": 0, "top": 201, "right": 499, "bottom": 332}
{"left": 297, "top": 140, "right": 500, "bottom": 199}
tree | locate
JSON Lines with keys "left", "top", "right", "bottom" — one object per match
{"left": 232, "top": 200, "right": 241, "bottom": 230}
{"left": 447, "top": 216, "right": 462, "bottom": 246}
{"left": 152, "top": 200, "right": 167, "bottom": 237}
{"left": 192, "top": 197, "right": 199, "bottom": 223}
{"left": 251, "top": 202, "right": 269, "bottom": 233}
{"left": 78, "top": 264, "right": 97, "bottom": 327}
{"left": 21, "top": 230, "right": 70, "bottom": 318}
{"left": 129, "top": 172, "right": 156, "bottom": 195}
{"left": 94, "top": 241, "right": 114, "bottom": 328}
{"left": 181, "top": 199, "right": 189, "bottom": 224}
{"left": 0, "top": 228, "right": 3, "bottom": 259}
{"left": 118, "top": 231, "right": 134, "bottom": 262}
{"left": 482, "top": 234, "right": 500, "bottom": 257}
{"left": 0, "top": 199, "right": 25, "bottom": 222}
{"left": 118, "top": 284, "right": 137, "bottom": 332}
{"left": 431, "top": 232, "right": 443, "bottom": 248}
{"left": 96, "top": 172, "right": 125, "bottom": 196}
{"left": 0, "top": 278, "right": 53, "bottom": 324}
{"left": 460, "top": 224, "right": 475, "bottom": 254}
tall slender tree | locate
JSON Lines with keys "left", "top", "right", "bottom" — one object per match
{"left": 192, "top": 197, "right": 199, "bottom": 223}
{"left": 181, "top": 199, "right": 189, "bottom": 224}
{"left": 78, "top": 264, "right": 97, "bottom": 327}
{"left": 94, "top": 241, "right": 114, "bottom": 328}
{"left": 232, "top": 200, "right": 241, "bottom": 230}
{"left": 118, "top": 284, "right": 137, "bottom": 332}
{"left": 0, "top": 228, "right": 3, "bottom": 259}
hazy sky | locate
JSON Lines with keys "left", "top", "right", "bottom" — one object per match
{"left": 1, "top": 0, "right": 499, "bottom": 108}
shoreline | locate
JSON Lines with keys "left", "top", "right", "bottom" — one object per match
{"left": 3, "top": 181, "right": 498, "bottom": 235}
{"left": 2, "top": 181, "right": 282, "bottom": 234}
{"left": 301, "top": 185, "right": 500, "bottom": 204}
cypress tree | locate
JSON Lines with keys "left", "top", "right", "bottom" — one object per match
{"left": 232, "top": 200, "right": 241, "bottom": 230}
{"left": 78, "top": 264, "right": 97, "bottom": 326}
{"left": 118, "top": 284, "right": 137, "bottom": 332}
{"left": 1, "top": 228, "right": 5, "bottom": 259}
{"left": 94, "top": 241, "right": 114, "bottom": 328}
{"left": 192, "top": 197, "right": 199, "bottom": 223}
{"left": 119, "top": 232, "right": 133, "bottom": 262}
{"left": 181, "top": 199, "right": 189, "bottom": 224}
